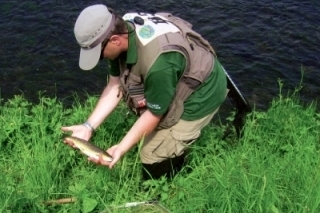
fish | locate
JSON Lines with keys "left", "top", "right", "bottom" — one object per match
{"left": 63, "top": 135, "right": 113, "bottom": 162}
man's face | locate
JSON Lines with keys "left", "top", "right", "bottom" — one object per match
{"left": 101, "top": 35, "right": 124, "bottom": 60}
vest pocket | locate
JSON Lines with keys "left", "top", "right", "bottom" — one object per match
{"left": 127, "top": 85, "right": 147, "bottom": 116}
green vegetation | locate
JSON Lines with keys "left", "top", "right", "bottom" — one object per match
{"left": 1, "top": 87, "right": 319, "bottom": 213}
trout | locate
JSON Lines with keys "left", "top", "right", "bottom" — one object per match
{"left": 63, "top": 135, "right": 113, "bottom": 162}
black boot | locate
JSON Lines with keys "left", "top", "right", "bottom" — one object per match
{"left": 142, "top": 152, "right": 188, "bottom": 180}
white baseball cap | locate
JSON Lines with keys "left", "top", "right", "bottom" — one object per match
{"left": 74, "top": 4, "right": 115, "bottom": 70}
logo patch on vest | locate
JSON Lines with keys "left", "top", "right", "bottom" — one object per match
{"left": 138, "top": 25, "right": 155, "bottom": 39}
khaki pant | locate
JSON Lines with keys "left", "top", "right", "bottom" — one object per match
{"left": 140, "top": 107, "right": 219, "bottom": 164}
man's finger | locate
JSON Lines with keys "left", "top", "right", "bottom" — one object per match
{"left": 99, "top": 154, "right": 111, "bottom": 166}
{"left": 109, "top": 155, "right": 119, "bottom": 169}
{"left": 61, "top": 126, "right": 72, "bottom": 132}
{"left": 62, "top": 139, "right": 77, "bottom": 148}
{"left": 88, "top": 157, "right": 100, "bottom": 164}
{"left": 63, "top": 138, "right": 74, "bottom": 145}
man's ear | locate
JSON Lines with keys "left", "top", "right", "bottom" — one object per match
{"left": 110, "top": 35, "right": 120, "bottom": 45}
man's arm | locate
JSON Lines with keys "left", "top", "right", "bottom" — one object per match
{"left": 86, "top": 75, "right": 122, "bottom": 129}
{"left": 117, "top": 109, "right": 162, "bottom": 154}
{"left": 61, "top": 75, "right": 122, "bottom": 141}
{"left": 90, "top": 109, "right": 162, "bottom": 168}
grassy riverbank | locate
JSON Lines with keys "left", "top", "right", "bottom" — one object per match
{"left": 1, "top": 91, "right": 319, "bottom": 213}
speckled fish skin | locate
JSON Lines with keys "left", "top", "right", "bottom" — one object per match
{"left": 63, "top": 136, "right": 113, "bottom": 162}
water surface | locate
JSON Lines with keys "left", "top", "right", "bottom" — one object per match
{"left": 0, "top": 0, "right": 319, "bottom": 114}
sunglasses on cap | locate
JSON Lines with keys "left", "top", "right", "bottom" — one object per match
{"left": 100, "top": 37, "right": 110, "bottom": 60}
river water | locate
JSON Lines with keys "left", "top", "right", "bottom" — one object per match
{"left": 0, "top": 0, "right": 319, "bottom": 116}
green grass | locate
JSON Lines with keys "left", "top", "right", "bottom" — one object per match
{"left": 1, "top": 88, "right": 319, "bottom": 213}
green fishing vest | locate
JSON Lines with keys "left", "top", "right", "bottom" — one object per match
{"left": 119, "top": 12, "right": 217, "bottom": 129}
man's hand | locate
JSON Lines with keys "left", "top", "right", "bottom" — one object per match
{"left": 61, "top": 124, "right": 92, "bottom": 147}
{"left": 88, "top": 145, "right": 124, "bottom": 169}
{"left": 88, "top": 109, "right": 161, "bottom": 168}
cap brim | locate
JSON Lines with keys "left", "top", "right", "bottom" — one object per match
{"left": 79, "top": 43, "right": 101, "bottom": 70}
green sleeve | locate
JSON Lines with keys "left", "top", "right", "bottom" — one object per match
{"left": 144, "top": 52, "right": 186, "bottom": 115}
{"left": 107, "top": 59, "right": 120, "bottom": 76}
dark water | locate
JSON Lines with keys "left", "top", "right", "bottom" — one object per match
{"left": 1, "top": 0, "right": 319, "bottom": 114}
